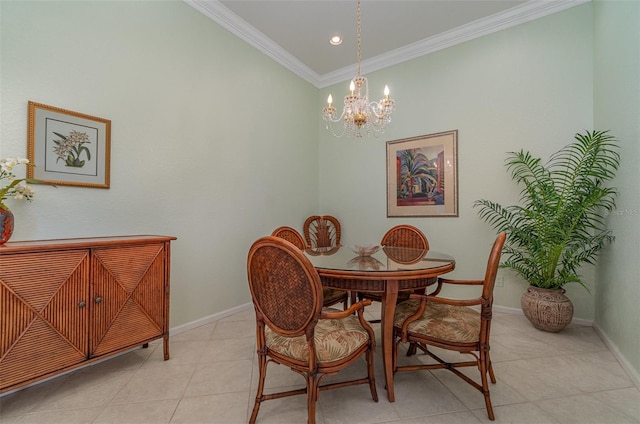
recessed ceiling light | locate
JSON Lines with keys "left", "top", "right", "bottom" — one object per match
{"left": 329, "top": 35, "right": 342, "bottom": 46}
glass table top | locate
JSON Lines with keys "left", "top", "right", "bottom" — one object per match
{"left": 303, "top": 245, "right": 454, "bottom": 273}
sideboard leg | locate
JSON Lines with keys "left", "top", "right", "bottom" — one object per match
{"left": 142, "top": 343, "right": 149, "bottom": 349}
{"left": 163, "top": 335, "right": 170, "bottom": 360}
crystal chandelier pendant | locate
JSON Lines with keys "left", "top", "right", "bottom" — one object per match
{"left": 322, "top": 0, "right": 395, "bottom": 138}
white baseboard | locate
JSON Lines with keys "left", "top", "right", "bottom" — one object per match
{"left": 493, "top": 304, "right": 529, "bottom": 316}
{"left": 593, "top": 322, "right": 640, "bottom": 390}
{"left": 494, "top": 305, "right": 639, "bottom": 390}
{"left": 169, "top": 302, "right": 253, "bottom": 336}
{"left": 493, "top": 304, "right": 594, "bottom": 327}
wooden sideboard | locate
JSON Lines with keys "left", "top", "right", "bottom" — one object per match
{"left": 0, "top": 235, "right": 176, "bottom": 393}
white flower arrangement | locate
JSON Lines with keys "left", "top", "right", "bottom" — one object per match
{"left": 0, "top": 157, "right": 36, "bottom": 210}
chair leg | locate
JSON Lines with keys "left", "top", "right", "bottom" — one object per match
{"left": 487, "top": 352, "right": 496, "bottom": 384}
{"left": 306, "top": 374, "right": 318, "bottom": 424}
{"left": 392, "top": 331, "right": 402, "bottom": 373}
{"left": 366, "top": 346, "right": 379, "bottom": 402}
{"left": 406, "top": 342, "right": 418, "bottom": 356}
{"left": 479, "top": 350, "right": 495, "bottom": 421}
{"left": 481, "top": 374, "right": 495, "bottom": 420}
{"left": 249, "top": 353, "right": 268, "bottom": 424}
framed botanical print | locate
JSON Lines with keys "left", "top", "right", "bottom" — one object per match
{"left": 27, "top": 101, "right": 111, "bottom": 188}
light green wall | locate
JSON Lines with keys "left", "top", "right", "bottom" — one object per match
{"left": 593, "top": 0, "right": 640, "bottom": 381}
{"left": 0, "top": 0, "right": 319, "bottom": 326}
{"left": 1, "top": 0, "right": 638, "bottom": 381}
{"left": 319, "top": 4, "right": 597, "bottom": 318}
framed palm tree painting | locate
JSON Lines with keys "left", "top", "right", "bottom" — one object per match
{"left": 386, "top": 130, "right": 458, "bottom": 217}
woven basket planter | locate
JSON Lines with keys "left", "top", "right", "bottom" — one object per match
{"left": 521, "top": 286, "right": 573, "bottom": 332}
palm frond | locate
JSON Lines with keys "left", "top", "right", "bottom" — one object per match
{"left": 474, "top": 130, "right": 620, "bottom": 289}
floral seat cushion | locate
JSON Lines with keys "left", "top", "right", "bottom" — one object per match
{"left": 393, "top": 299, "right": 480, "bottom": 344}
{"left": 266, "top": 308, "right": 369, "bottom": 363}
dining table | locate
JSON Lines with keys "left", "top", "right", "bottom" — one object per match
{"left": 303, "top": 244, "right": 455, "bottom": 402}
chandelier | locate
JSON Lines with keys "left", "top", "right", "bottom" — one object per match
{"left": 322, "top": 0, "right": 396, "bottom": 138}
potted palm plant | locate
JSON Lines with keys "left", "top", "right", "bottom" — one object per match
{"left": 474, "top": 130, "right": 620, "bottom": 332}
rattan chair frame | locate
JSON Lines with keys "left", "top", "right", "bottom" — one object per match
{"left": 303, "top": 215, "right": 341, "bottom": 248}
{"left": 302, "top": 216, "right": 350, "bottom": 309}
{"left": 271, "top": 226, "right": 307, "bottom": 249}
{"left": 380, "top": 224, "right": 430, "bottom": 250}
{"left": 247, "top": 236, "right": 378, "bottom": 424}
{"left": 392, "top": 232, "right": 506, "bottom": 421}
{"left": 272, "top": 226, "right": 348, "bottom": 310}
{"left": 359, "top": 225, "right": 432, "bottom": 309}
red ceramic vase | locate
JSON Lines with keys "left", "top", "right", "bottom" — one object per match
{"left": 0, "top": 207, "right": 14, "bottom": 245}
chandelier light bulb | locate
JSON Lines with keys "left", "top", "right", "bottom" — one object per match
{"left": 327, "top": 94, "right": 333, "bottom": 106}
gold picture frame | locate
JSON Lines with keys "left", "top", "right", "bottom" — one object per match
{"left": 386, "top": 130, "right": 458, "bottom": 217}
{"left": 27, "top": 101, "right": 111, "bottom": 188}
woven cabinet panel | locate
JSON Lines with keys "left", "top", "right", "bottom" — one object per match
{"left": 0, "top": 251, "right": 89, "bottom": 390}
{"left": 89, "top": 244, "right": 164, "bottom": 357}
{"left": 92, "top": 244, "right": 164, "bottom": 293}
{"left": 0, "top": 284, "right": 34, "bottom": 359}
{"left": 0, "top": 319, "right": 86, "bottom": 389}
{"left": 0, "top": 251, "right": 89, "bottom": 312}
{"left": 132, "top": 252, "right": 165, "bottom": 328}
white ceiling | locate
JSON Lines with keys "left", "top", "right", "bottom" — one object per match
{"left": 185, "top": 0, "right": 588, "bottom": 87}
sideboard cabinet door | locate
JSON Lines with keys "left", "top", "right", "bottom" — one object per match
{"left": 90, "top": 243, "right": 166, "bottom": 357}
{"left": 0, "top": 250, "right": 90, "bottom": 390}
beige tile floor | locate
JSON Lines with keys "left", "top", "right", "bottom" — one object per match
{"left": 1, "top": 304, "right": 639, "bottom": 424}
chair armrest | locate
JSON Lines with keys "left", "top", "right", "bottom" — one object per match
{"left": 438, "top": 277, "right": 483, "bottom": 286}
{"left": 322, "top": 299, "right": 377, "bottom": 348}
{"left": 399, "top": 293, "right": 483, "bottom": 341}
{"left": 321, "top": 299, "right": 372, "bottom": 320}
{"left": 409, "top": 293, "right": 482, "bottom": 307}
{"left": 427, "top": 279, "right": 444, "bottom": 296}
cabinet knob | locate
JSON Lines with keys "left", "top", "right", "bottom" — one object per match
{"left": 95, "top": 296, "right": 103, "bottom": 304}
{"left": 78, "top": 301, "right": 86, "bottom": 308}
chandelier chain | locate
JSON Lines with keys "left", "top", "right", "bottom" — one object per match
{"left": 356, "top": 0, "right": 361, "bottom": 77}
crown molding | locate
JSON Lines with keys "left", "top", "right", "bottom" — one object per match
{"left": 185, "top": 0, "right": 590, "bottom": 89}
{"left": 185, "top": 0, "right": 322, "bottom": 84}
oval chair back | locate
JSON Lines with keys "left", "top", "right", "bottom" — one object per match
{"left": 271, "top": 226, "right": 307, "bottom": 250}
{"left": 380, "top": 224, "right": 429, "bottom": 249}
{"left": 271, "top": 226, "right": 348, "bottom": 309}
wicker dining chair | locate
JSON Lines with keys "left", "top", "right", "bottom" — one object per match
{"left": 358, "top": 225, "right": 433, "bottom": 311}
{"left": 392, "top": 231, "right": 507, "bottom": 421}
{"left": 381, "top": 224, "right": 430, "bottom": 250}
{"left": 247, "top": 236, "right": 378, "bottom": 424}
{"left": 271, "top": 226, "right": 307, "bottom": 249}
{"left": 303, "top": 215, "right": 341, "bottom": 248}
{"left": 271, "top": 226, "right": 349, "bottom": 309}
